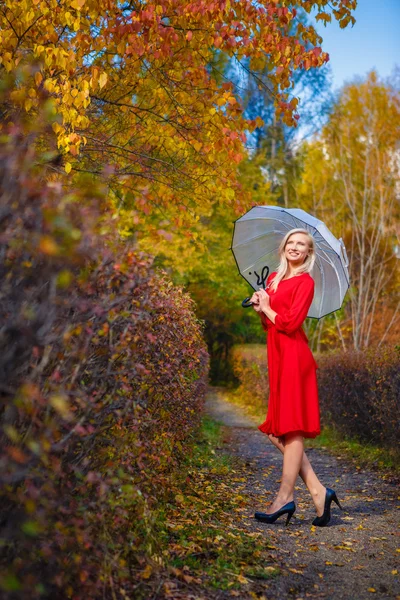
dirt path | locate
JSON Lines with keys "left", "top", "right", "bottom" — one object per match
{"left": 205, "top": 388, "right": 400, "bottom": 600}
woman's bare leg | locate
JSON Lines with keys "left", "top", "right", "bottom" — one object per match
{"left": 265, "top": 433, "right": 304, "bottom": 514}
{"left": 267, "top": 434, "right": 326, "bottom": 517}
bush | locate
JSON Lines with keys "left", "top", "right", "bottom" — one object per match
{"left": 317, "top": 347, "right": 400, "bottom": 450}
{"left": 0, "top": 91, "right": 209, "bottom": 598}
{"left": 229, "top": 343, "right": 400, "bottom": 454}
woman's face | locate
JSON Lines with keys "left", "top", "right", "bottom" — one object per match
{"left": 284, "top": 233, "right": 311, "bottom": 266}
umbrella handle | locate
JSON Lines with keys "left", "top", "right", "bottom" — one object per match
{"left": 242, "top": 297, "right": 253, "bottom": 308}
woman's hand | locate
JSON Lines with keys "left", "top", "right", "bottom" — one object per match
{"left": 256, "top": 288, "right": 270, "bottom": 312}
{"left": 250, "top": 291, "right": 262, "bottom": 312}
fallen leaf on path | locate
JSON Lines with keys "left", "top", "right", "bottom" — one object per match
{"left": 140, "top": 564, "right": 152, "bottom": 579}
{"left": 288, "top": 568, "right": 303, "bottom": 574}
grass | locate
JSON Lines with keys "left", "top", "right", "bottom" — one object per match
{"left": 306, "top": 425, "right": 400, "bottom": 475}
{"left": 132, "top": 415, "right": 281, "bottom": 597}
{"left": 161, "top": 415, "right": 280, "bottom": 589}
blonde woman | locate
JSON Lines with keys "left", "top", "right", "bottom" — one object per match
{"left": 251, "top": 228, "right": 342, "bottom": 527}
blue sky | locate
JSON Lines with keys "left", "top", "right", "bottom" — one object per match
{"left": 313, "top": 0, "right": 400, "bottom": 90}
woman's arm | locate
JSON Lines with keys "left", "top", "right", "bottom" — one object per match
{"left": 257, "top": 277, "right": 315, "bottom": 335}
{"left": 274, "top": 278, "right": 314, "bottom": 334}
{"left": 262, "top": 304, "right": 278, "bottom": 325}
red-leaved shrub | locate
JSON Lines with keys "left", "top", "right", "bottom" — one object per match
{"left": 317, "top": 347, "right": 400, "bottom": 449}
{"left": 0, "top": 89, "right": 208, "bottom": 598}
{"left": 230, "top": 344, "right": 399, "bottom": 452}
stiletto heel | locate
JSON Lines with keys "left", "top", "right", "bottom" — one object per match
{"left": 255, "top": 501, "right": 296, "bottom": 526}
{"left": 285, "top": 509, "right": 295, "bottom": 526}
{"left": 312, "top": 488, "right": 343, "bottom": 527}
{"left": 332, "top": 492, "right": 343, "bottom": 510}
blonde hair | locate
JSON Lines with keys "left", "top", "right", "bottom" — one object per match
{"left": 270, "top": 228, "right": 316, "bottom": 293}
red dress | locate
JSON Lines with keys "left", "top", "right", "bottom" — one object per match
{"left": 258, "top": 271, "right": 321, "bottom": 439}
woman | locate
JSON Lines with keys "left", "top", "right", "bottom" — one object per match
{"left": 250, "top": 228, "right": 342, "bottom": 527}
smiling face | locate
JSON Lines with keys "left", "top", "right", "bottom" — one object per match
{"left": 284, "top": 232, "right": 311, "bottom": 266}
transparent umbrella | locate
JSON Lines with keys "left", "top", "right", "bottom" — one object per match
{"left": 231, "top": 205, "right": 350, "bottom": 319}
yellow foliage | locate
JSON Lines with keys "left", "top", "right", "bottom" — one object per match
{"left": 0, "top": 0, "right": 356, "bottom": 229}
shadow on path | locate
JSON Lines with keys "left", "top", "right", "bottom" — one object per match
{"left": 205, "top": 388, "right": 400, "bottom": 600}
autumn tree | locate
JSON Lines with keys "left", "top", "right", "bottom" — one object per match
{"left": 297, "top": 72, "right": 400, "bottom": 350}
{"left": 0, "top": 0, "right": 356, "bottom": 236}
{"left": 238, "top": 9, "right": 334, "bottom": 208}
{"left": 0, "top": 0, "right": 360, "bottom": 382}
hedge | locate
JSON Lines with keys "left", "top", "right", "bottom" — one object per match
{"left": 230, "top": 343, "right": 399, "bottom": 451}
{"left": 317, "top": 347, "right": 399, "bottom": 450}
{"left": 0, "top": 92, "right": 209, "bottom": 598}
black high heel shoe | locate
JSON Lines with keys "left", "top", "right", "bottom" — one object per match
{"left": 312, "top": 487, "right": 343, "bottom": 527}
{"left": 254, "top": 501, "right": 296, "bottom": 526}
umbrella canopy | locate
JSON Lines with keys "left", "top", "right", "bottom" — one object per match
{"left": 231, "top": 206, "right": 350, "bottom": 319}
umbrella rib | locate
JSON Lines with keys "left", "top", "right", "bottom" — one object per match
{"left": 314, "top": 251, "right": 347, "bottom": 312}
{"left": 240, "top": 246, "right": 281, "bottom": 274}
{"left": 232, "top": 230, "right": 286, "bottom": 249}
{"left": 316, "top": 249, "right": 349, "bottom": 294}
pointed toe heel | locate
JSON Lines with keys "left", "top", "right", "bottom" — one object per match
{"left": 312, "top": 488, "right": 343, "bottom": 528}
{"left": 255, "top": 501, "right": 296, "bottom": 526}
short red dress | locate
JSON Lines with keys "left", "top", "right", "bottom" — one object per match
{"left": 258, "top": 271, "right": 321, "bottom": 439}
